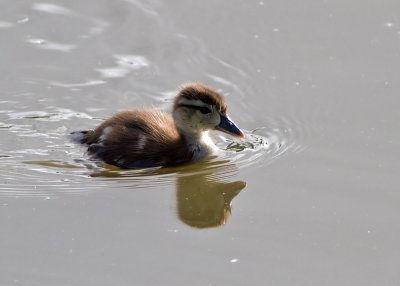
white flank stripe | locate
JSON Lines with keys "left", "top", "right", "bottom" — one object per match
{"left": 137, "top": 134, "right": 147, "bottom": 149}
{"left": 99, "top": 126, "right": 113, "bottom": 142}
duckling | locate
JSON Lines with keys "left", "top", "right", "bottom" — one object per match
{"left": 70, "top": 83, "right": 244, "bottom": 168}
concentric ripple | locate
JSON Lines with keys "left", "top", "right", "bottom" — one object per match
{"left": 213, "top": 116, "right": 308, "bottom": 171}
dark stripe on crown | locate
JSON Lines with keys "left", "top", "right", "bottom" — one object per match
{"left": 173, "top": 83, "right": 227, "bottom": 115}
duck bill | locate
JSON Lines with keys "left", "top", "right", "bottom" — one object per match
{"left": 216, "top": 115, "right": 245, "bottom": 138}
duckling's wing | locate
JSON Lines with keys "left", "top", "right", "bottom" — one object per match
{"left": 84, "top": 110, "right": 188, "bottom": 168}
{"left": 87, "top": 142, "right": 163, "bottom": 168}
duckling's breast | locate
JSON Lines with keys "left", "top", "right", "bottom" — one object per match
{"left": 186, "top": 132, "right": 218, "bottom": 161}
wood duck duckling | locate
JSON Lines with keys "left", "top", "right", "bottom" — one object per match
{"left": 70, "top": 83, "right": 244, "bottom": 168}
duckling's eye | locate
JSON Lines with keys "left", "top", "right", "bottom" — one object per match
{"left": 199, "top": 107, "right": 211, "bottom": 114}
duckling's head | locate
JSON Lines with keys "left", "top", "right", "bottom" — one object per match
{"left": 173, "top": 83, "right": 244, "bottom": 139}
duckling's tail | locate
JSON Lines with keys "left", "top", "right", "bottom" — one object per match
{"left": 68, "top": 130, "right": 93, "bottom": 145}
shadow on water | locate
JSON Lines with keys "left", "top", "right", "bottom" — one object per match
{"left": 90, "top": 158, "right": 246, "bottom": 229}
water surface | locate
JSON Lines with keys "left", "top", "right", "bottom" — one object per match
{"left": 1, "top": 0, "right": 400, "bottom": 285}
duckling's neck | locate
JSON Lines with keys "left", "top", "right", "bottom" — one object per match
{"left": 178, "top": 129, "right": 218, "bottom": 160}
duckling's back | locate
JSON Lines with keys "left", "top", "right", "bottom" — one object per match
{"left": 70, "top": 110, "right": 191, "bottom": 168}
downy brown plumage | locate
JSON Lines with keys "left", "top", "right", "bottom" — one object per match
{"left": 70, "top": 83, "right": 244, "bottom": 168}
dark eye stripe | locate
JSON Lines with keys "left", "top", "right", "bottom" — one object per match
{"left": 177, "top": 104, "right": 211, "bottom": 114}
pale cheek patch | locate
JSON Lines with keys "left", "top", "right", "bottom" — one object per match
{"left": 99, "top": 126, "right": 113, "bottom": 143}
{"left": 177, "top": 98, "right": 209, "bottom": 108}
{"left": 137, "top": 134, "right": 147, "bottom": 149}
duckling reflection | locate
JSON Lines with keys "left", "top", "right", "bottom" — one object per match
{"left": 87, "top": 158, "right": 246, "bottom": 228}
{"left": 174, "top": 159, "right": 246, "bottom": 229}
